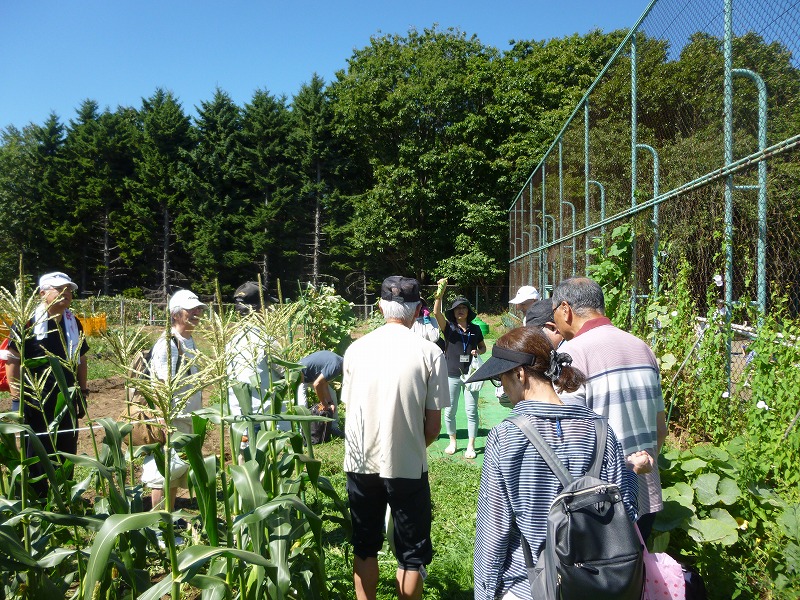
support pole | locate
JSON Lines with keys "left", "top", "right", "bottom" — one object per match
{"left": 723, "top": 0, "right": 734, "bottom": 389}
{"left": 732, "top": 68, "right": 768, "bottom": 323}
{"left": 636, "top": 143, "right": 661, "bottom": 297}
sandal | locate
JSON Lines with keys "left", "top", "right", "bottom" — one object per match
{"left": 464, "top": 448, "right": 476, "bottom": 459}
{"left": 444, "top": 444, "right": 457, "bottom": 455}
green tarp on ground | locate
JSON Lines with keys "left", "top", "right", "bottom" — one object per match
{"left": 431, "top": 341, "right": 511, "bottom": 468}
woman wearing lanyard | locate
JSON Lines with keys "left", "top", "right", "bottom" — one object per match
{"left": 433, "top": 280, "right": 486, "bottom": 459}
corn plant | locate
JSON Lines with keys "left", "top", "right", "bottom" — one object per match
{"left": 1, "top": 277, "right": 352, "bottom": 598}
{"left": 78, "top": 291, "right": 349, "bottom": 598}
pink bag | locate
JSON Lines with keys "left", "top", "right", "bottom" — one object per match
{"left": 638, "top": 527, "right": 686, "bottom": 600}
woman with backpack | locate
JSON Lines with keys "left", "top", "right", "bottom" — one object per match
{"left": 468, "top": 327, "right": 639, "bottom": 600}
{"left": 141, "top": 289, "right": 206, "bottom": 509}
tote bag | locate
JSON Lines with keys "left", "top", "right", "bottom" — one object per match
{"left": 462, "top": 355, "right": 484, "bottom": 392}
{"left": 638, "top": 528, "right": 686, "bottom": 600}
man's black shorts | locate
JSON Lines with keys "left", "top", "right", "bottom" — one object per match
{"left": 346, "top": 472, "right": 432, "bottom": 570}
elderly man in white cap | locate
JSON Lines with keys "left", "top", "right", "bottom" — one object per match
{"left": 5, "top": 271, "right": 90, "bottom": 497}
{"left": 141, "top": 288, "right": 207, "bottom": 509}
{"left": 509, "top": 285, "right": 540, "bottom": 325}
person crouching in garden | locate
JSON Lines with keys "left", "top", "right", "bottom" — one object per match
{"left": 141, "top": 289, "right": 206, "bottom": 509}
{"left": 432, "top": 279, "right": 486, "bottom": 459}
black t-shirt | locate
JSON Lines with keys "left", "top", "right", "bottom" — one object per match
{"left": 10, "top": 314, "right": 89, "bottom": 417}
{"left": 442, "top": 321, "right": 484, "bottom": 377}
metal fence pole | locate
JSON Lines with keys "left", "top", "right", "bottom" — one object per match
{"left": 542, "top": 164, "right": 548, "bottom": 295}
{"left": 723, "top": 0, "right": 734, "bottom": 388}
{"left": 732, "top": 68, "right": 768, "bottom": 322}
{"left": 636, "top": 143, "right": 660, "bottom": 296}
{"left": 561, "top": 200, "right": 577, "bottom": 276}
{"left": 589, "top": 180, "right": 606, "bottom": 243}
{"left": 630, "top": 32, "right": 639, "bottom": 319}
{"left": 558, "top": 140, "right": 564, "bottom": 282}
{"left": 585, "top": 100, "right": 591, "bottom": 272}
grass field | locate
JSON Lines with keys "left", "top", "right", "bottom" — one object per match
{"left": 313, "top": 438, "right": 481, "bottom": 599}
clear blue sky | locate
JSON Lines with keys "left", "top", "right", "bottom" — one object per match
{"left": 0, "top": 0, "right": 650, "bottom": 131}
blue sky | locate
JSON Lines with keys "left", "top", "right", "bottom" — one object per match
{"left": 0, "top": 1, "right": 650, "bottom": 131}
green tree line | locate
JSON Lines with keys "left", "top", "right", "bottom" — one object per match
{"left": 2, "top": 26, "right": 796, "bottom": 304}
{"left": 0, "top": 27, "right": 625, "bottom": 301}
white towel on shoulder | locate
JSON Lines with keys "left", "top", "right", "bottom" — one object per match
{"left": 33, "top": 305, "right": 81, "bottom": 358}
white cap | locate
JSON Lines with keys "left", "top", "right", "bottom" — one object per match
{"left": 509, "top": 285, "right": 540, "bottom": 304}
{"left": 168, "top": 289, "right": 207, "bottom": 312}
{"left": 38, "top": 271, "right": 78, "bottom": 291}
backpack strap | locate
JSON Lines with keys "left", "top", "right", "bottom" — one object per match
{"left": 170, "top": 334, "right": 184, "bottom": 374}
{"left": 505, "top": 414, "right": 607, "bottom": 485}
{"left": 505, "top": 414, "right": 573, "bottom": 487}
{"left": 587, "top": 418, "right": 607, "bottom": 479}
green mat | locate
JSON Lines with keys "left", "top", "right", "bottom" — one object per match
{"left": 430, "top": 341, "right": 511, "bottom": 467}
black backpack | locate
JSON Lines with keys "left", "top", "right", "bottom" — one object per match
{"left": 506, "top": 415, "right": 643, "bottom": 600}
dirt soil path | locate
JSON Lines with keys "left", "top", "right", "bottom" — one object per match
{"left": 77, "top": 377, "right": 226, "bottom": 505}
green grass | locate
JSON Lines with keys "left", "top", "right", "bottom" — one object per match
{"left": 311, "top": 437, "right": 481, "bottom": 599}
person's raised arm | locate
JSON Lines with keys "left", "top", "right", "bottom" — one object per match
{"left": 433, "top": 278, "right": 447, "bottom": 332}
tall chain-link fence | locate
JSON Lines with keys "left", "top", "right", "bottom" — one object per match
{"left": 509, "top": 0, "right": 800, "bottom": 381}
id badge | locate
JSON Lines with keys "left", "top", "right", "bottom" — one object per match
{"left": 460, "top": 354, "right": 471, "bottom": 364}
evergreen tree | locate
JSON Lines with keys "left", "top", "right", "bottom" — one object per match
{"left": 241, "top": 89, "right": 296, "bottom": 293}
{"left": 56, "top": 101, "right": 139, "bottom": 294}
{"left": 289, "top": 74, "right": 338, "bottom": 287}
{"left": 129, "top": 89, "right": 194, "bottom": 298}
{"left": 0, "top": 117, "right": 64, "bottom": 283}
{"left": 179, "top": 88, "right": 252, "bottom": 294}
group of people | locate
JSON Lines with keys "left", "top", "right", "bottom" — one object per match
{"left": 4, "top": 270, "right": 666, "bottom": 600}
{"left": 342, "top": 275, "right": 665, "bottom": 600}
{"left": 2, "top": 273, "right": 347, "bottom": 505}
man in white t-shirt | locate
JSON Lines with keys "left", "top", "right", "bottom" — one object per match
{"left": 343, "top": 276, "right": 450, "bottom": 600}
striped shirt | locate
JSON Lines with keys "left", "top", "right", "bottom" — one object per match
{"left": 473, "top": 401, "right": 638, "bottom": 600}
{"left": 559, "top": 319, "right": 665, "bottom": 515}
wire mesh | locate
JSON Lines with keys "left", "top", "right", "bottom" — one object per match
{"left": 509, "top": 0, "right": 800, "bottom": 384}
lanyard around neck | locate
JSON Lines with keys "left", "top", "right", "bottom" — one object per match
{"left": 458, "top": 327, "right": 472, "bottom": 353}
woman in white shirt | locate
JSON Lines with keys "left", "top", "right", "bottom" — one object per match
{"left": 141, "top": 289, "right": 206, "bottom": 509}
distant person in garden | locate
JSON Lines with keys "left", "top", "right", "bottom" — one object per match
{"left": 524, "top": 299, "right": 563, "bottom": 348}
{"left": 433, "top": 280, "right": 486, "bottom": 459}
{"left": 5, "top": 271, "right": 90, "bottom": 497}
{"left": 410, "top": 297, "right": 440, "bottom": 343}
{"left": 509, "top": 285, "right": 540, "bottom": 325}
{"left": 465, "top": 326, "right": 638, "bottom": 600}
{"left": 342, "top": 276, "right": 449, "bottom": 600}
{"left": 142, "top": 288, "right": 206, "bottom": 509}
{"left": 226, "top": 281, "right": 283, "bottom": 420}
{"left": 298, "top": 350, "right": 345, "bottom": 443}
{"left": 552, "top": 277, "right": 666, "bottom": 539}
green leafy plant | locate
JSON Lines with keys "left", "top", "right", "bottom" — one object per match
{"left": 292, "top": 284, "right": 356, "bottom": 357}
{"left": 587, "top": 223, "right": 634, "bottom": 327}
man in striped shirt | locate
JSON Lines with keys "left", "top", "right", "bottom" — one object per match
{"left": 552, "top": 277, "right": 668, "bottom": 539}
